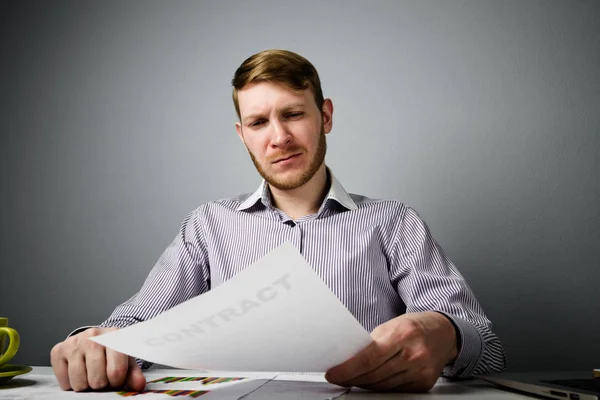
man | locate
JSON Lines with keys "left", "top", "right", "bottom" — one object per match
{"left": 50, "top": 49, "right": 506, "bottom": 393}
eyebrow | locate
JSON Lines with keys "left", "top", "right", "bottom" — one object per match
{"left": 242, "top": 103, "right": 306, "bottom": 125}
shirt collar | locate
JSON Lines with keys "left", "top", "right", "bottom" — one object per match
{"left": 326, "top": 169, "right": 358, "bottom": 211}
{"left": 236, "top": 168, "right": 358, "bottom": 212}
{"left": 237, "top": 179, "right": 271, "bottom": 211}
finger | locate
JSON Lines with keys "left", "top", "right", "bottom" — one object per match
{"left": 50, "top": 345, "right": 71, "bottom": 391}
{"left": 340, "top": 350, "right": 409, "bottom": 387}
{"left": 68, "top": 354, "right": 89, "bottom": 392}
{"left": 326, "top": 341, "right": 401, "bottom": 385}
{"left": 85, "top": 343, "right": 108, "bottom": 390}
{"left": 106, "top": 348, "right": 129, "bottom": 388}
{"left": 125, "top": 357, "right": 146, "bottom": 392}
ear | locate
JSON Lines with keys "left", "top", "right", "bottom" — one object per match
{"left": 322, "top": 99, "right": 334, "bottom": 134}
{"left": 235, "top": 122, "right": 245, "bottom": 144}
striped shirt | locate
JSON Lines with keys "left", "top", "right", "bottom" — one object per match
{"left": 99, "top": 169, "right": 506, "bottom": 377}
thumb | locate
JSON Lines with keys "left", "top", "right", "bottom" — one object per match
{"left": 126, "top": 357, "right": 147, "bottom": 392}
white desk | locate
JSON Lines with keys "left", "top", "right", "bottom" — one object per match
{"left": 0, "top": 367, "right": 537, "bottom": 399}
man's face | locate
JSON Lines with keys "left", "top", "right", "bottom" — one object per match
{"left": 235, "top": 81, "right": 333, "bottom": 191}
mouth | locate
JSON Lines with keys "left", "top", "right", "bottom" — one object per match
{"left": 273, "top": 153, "right": 301, "bottom": 164}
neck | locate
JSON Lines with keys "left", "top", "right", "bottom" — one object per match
{"left": 269, "top": 164, "right": 329, "bottom": 220}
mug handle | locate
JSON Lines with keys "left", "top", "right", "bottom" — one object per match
{"left": 0, "top": 327, "right": 20, "bottom": 365}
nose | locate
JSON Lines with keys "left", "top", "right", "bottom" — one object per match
{"left": 270, "top": 119, "right": 292, "bottom": 147}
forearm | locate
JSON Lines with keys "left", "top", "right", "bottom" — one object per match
{"left": 393, "top": 206, "right": 507, "bottom": 377}
{"left": 438, "top": 313, "right": 506, "bottom": 377}
{"left": 405, "top": 282, "right": 507, "bottom": 377}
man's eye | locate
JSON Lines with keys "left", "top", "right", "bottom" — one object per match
{"left": 251, "top": 120, "right": 266, "bottom": 127}
{"left": 285, "top": 112, "right": 303, "bottom": 119}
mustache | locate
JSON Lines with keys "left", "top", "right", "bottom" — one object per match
{"left": 268, "top": 148, "right": 304, "bottom": 163}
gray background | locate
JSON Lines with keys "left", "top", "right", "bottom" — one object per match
{"left": 1, "top": 0, "right": 599, "bottom": 372}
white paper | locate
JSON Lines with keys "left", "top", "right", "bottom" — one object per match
{"left": 273, "top": 372, "right": 328, "bottom": 382}
{"left": 241, "top": 380, "right": 348, "bottom": 400}
{"left": 143, "top": 375, "right": 273, "bottom": 399}
{"left": 145, "top": 376, "right": 261, "bottom": 391}
{"left": 91, "top": 242, "right": 372, "bottom": 372}
{"left": 0, "top": 371, "right": 533, "bottom": 400}
{"left": 0, "top": 373, "right": 270, "bottom": 400}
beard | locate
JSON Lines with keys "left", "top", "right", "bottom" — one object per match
{"left": 247, "top": 125, "right": 327, "bottom": 191}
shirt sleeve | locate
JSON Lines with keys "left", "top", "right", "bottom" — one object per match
{"left": 98, "top": 209, "right": 211, "bottom": 368}
{"left": 389, "top": 206, "right": 507, "bottom": 377}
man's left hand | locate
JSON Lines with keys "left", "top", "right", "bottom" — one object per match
{"left": 325, "top": 311, "right": 458, "bottom": 392}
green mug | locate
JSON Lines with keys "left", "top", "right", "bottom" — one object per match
{"left": 0, "top": 317, "right": 20, "bottom": 366}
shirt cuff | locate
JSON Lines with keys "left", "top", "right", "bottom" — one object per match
{"left": 436, "top": 312, "right": 484, "bottom": 378}
{"left": 67, "top": 326, "right": 97, "bottom": 338}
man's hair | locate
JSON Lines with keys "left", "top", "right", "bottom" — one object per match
{"left": 231, "top": 49, "right": 324, "bottom": 120}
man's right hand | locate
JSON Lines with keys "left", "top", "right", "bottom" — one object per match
{"left": 50, "top": 327, "right": 146, "bottom": 392}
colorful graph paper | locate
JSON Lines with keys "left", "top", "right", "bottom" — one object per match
{"left": 117, "top": 376, "right": 247, "bottom": 398}
{"left": 148, "top": 377, "right": 245, "bottom": 385}
{"left": 117, "top": 389, "right": 208, "bottom": 398}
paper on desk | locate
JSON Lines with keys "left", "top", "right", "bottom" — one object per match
{"left": 0, "top": 373, "right": 271, "bottom": 400}
{"left": 242, "top": 380, "right": 349, "bottom": 400}
{"left": 91, "top": 241, "right": 372, "bottom": 372}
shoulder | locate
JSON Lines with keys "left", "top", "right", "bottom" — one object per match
{"left": 348, "top": 193, "right": 429, "bottom": 230}
{"left": 186, "top": 192, "right": 255, "bottom": 219}
{"left": 349, "top": 193, "right": 411, "bottom": 217}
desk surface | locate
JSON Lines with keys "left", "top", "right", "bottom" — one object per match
{"left": 0, "top": 367, "right": 536, "bottom": 399}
